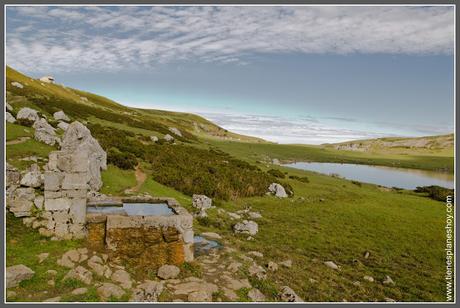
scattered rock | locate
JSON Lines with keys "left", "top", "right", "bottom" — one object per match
{"left": 221, "top": 275, "right": 251, "bottom": 290}
{"left": 46, "top": 269, "right": 57, "bottom": 276}
{"left": 172, "top": 280, "right": 218, "bottom": 298}
{"left": 227, "top": 262, "right": 242, "bottom": 273}
{"left": 268, "top": 183, "right": 288, "bottom": 198}
{"left": 88, "top": 255, "right": 112, "bottom": 278}
{"left": 130, "top": 280, "right": 164, "bottom": 302}
{"left": 233, "top": 220, "right": 258, "bottom": 236}
{"left": 352, "top": 281, "right": 361, "bottom": 287}
{"left": 228, "top": 212, "right": 242, "bottom": 220}
{"left": 164, "top": 134, "right": 174, "bottom": 142}
{"left": 11, "top": 81, "right": 24, "bottom": 88}
{"left": 222, "top": 287, "right": 238, "bottom": 301}
{"left": 248, "top": 263, "right": 267, "bottom": 280}
{"left": 6, "top": 264, "right": 35, "bottom": 288}
{"left": 279, "top": 286, "right": 303, "bottom": 302}
{"left": 53, "top": 111, "right": 70, "bottom": 122}
{"left": 37, "top": 253, "right": 50, "bottom": 264}
{"left": 97, "top": 283, "right": 125, "bottom": 300}
{"left": 71, "top": 287, "right": 88, "bottom": 295}
{"left": 383, "top": 275, "right": 395, "bottom": 285}
{"left": 157, "top": 265, "right": 180, "bottom": 280}
{"left": 248, "top": 211, "right": 262, "bottom": 219}
{"left": 7, "top": 290, "right": 17, "bottom": 298}
{"left": 192, "top": 194, "right": 212, "bottom": 210}
{"left": 169, "top": 127, "right": 182, "bottom": 137}
{"left": 267, "top": 261, "right": 278, "bottom": 272}
{"left": 57, "top": 249, "right": 80, "bottom": 268}
{"left": 33, "top": 118, "right": 59, "bottom": 146}
{"left": 248, "top": 251, "right": 263, "bottom": 258}
{"left": 111, "top": 269, "right": 133, "bottom": 289}
{"left": 279, "top": 260, "right": 292, "bottom": 268}
{"left": 6, "top": 102, "right": 13, "bottom": 112}
{"left": 363, "top": 275, "right": 374, "bottom": 283}
{"left": 6, "top": 112, "right": 16, "bottom": 123}
{"left": 201, "top": 232, "right": 222, "bottom": 240}
{"left": 248, "top": 288, "right": 266, "bottom": 302}
{"left": 150, "top": 136, "right": 158, "bottom": 143}
{"left": 363, "top": 251, "right": 370, "bottom": 259}
{"left": 63, "top": 266, "right": 93, "bottom": 285}
{"left": 324, "top": 261, "right": 339, "bottom": 270}
{"left": 188, "top": 290, "right": 211, "bottom": 302}
{"left": 385, "top": 297, "right": 396, "bottom": 302}
{"left": 17, "top": 107, "right": 39, "bottom": 122}
{"left": 20, "top": 165, "right": 43, "bottom": 188}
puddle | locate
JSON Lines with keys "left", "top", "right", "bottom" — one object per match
{"left": 87, "top": 203, "right": 175, "bottom": 216}
{"left": 194, "top": 235, "right": 223, "bottom": 256}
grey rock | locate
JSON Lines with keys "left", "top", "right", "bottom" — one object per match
{"left": 17, "top": 107, "right": 39, "bottom": 122}
{"left": 268, "top": 183, "right": 288, "bottom": 198}
{"left": 169, "top": 127, "right": 182, "bottom": 137}
{"left": 6, "top": 264, "right": 35, "bottom": 288}
{"left": 53, "top": 111, "right": 70, "bottom": 122}
{"left": 150, "top": 135, "right": 159, "bottom": 142}
{"left": 248, "top": 211, "right": 262, "bottom": 219}
{"left": 324, "top": 261, "right": 339, "bottom": 270}
{"left": 71, "top": 287, "right": 88, "bottom": 295}
{"left": 11, "top": 81, "right": 24, "bottom": 89}
{"left": 157, "top": 265, "right": 180, "bottom": 280}
{"left": 163, "top": 134, "right": 174, "bottom": 142}
{"left": 63, "top": 266, "right": 93, "bottom": 285}
{"left": 248, "top": 288, "right": 266, "bottom": 302}
{"left": 111, "top": 269, "right": 132, "bottom": 289}
{"left": 57, "top": 121, "right": 69, "bottom": 131}
{"left": 33, "top": 118, "right": 59, "bottom": 146}
{"left": 363, "top": 275, "right": 374, "bottom": 282}
{"left": 267, "top": 261, "right": 278, "bottom": 272}
{"left": 201, "top": 232, "right": 222, "bottom": 240}
{"left": 383, "top": 275, "right": 395, "bottom": 285}
{"left": 97, "top": 283, "right": 125, "bottom": 300}
{"left": 248, "top": 251, "right": 263, "bottom": 258}
{"left": 248, "top": 263, "right": 266, "bottom": 280}
{"left": 130, "top": 280, "right": 164, "bottom": 302}
{"left": 279, "top": 260, "right": 292, "bottom": 268}
{"left": 20, "top": 166, "right": 43, "bottom": 188}
{"left": 279, "top": 286, "right": 303, "bottom": 302}
{"left": 37, "top": 253, "right": 50, "bottom": 264}
{"left": 233, "top": 220, "right": 258, "bottom": 236}
{"left": 6, "top": 102, "right": 13, "bottom": 112}
{"left": 192, "top": 194, "right": 212, "bottom": 210}
{"left": 6, "top": 163, "right": 21, "bottom": 187}
{"left": 43, "top": 296, "right": 61, "bottom": 302}
{"left": 6, "top": 112, "right": 16, "bottom": 123}
{"left": 188, "top": 290, "right": 211, "bottom": 302}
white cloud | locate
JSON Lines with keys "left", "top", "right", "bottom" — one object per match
{"left": 6, "top": 5, "right": 455, "bottom": 73}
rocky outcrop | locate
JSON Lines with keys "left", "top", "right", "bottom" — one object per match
{"left": 233, "top": 220, "right": 258, "bottom": 236}
{"left": 33, "top": 118, "right": 60, "bottom": 146}
{"left": 268, "top": 183, "right": 287, "bottom": 198}
{"left": 6, "top": 112, "right": 16, "bottom": 123}
{"left": 6, "top": 265, "right": 35, "bottom": 288}
{"left": 53, "top": 111, "right": 70, "bottom": 122}
{"left": 17, "top": 107, "right": 39, "bottom": 122}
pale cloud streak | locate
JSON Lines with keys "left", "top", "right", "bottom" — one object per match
{"left": 6, "top": 5, "right": 455, "bottom": 73}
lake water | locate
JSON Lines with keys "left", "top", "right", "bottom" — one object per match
{"left": 86, "top": 203, "right": 175, "bottom": 216}
{"left": 284, "top": 162, "right": 454, "bottom": 190}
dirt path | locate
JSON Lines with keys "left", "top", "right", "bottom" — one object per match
{"left": 129, "top": 164, "right": 147, "bottom": 193}
{"left": 6, "top": 136, "right": 30, "bottom": 145}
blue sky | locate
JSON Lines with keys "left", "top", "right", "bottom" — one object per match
{"left": 6, "top": 6, "right": 455, "bottom": 144}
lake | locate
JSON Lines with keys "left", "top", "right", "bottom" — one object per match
{"left": 284, "top": 162, "right": 454, "bottom": 190}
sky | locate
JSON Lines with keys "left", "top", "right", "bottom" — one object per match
{"left": 5, "top": 5, "right": 455, "bottom": 144}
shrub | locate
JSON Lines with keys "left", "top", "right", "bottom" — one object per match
{"left": 16, "top": 118, "right": 35, "bottom": 127}
{"left": 107, "top": 147, "right": 137, "bottom": 170}
{"left": 289, "top": 175, "right": 310, "bottom": 183}
{"left": 267, "top": 169, "right": 285, "bottom": 179}
{"left": 415, "top": 185, "right": 454, "bottom": 202}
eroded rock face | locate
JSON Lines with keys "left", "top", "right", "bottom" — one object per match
{"left": 53, "top": 111, "right": 70, "bottom": 122}
{"left": 6, "top": 265, "right": 35, "bottom": 288}
{"left": 33, "top": 118, "right": 60, "bottom": 146}
{"left": 268, "top": 183, "right": 288, "bottom": 198}
{"left": 17, "top": 107, "right": 39, "bottom": 122}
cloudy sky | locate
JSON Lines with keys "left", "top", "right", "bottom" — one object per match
{"left": 6, "top": 5, "right": 455, "bottom": 144}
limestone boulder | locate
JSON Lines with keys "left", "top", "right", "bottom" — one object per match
{"left": 163, "top": 134, "right": 174, "bottom": 142}
{"left": 192, "top": 194, "right": 212, "bottom": 210}
{"left": 57, "top": 121, "right": 69, "bottom": 131}
{"left": 157, "top": 265, "right": 180, "bottom": 280}
{"left": 233, "top": 220, "right": 258, "bottom": 236}
{"left": 150, "top": 136, "right": 159, "bottom": 143}
{"left": 11, "top": 81, "right": 24, "bottom": 88}
{"left": 6, "top": 112, "right": 16, "bottom": 123}
{"left": 20, "top": 164, "right": 43, "bottom": 188}
{"left": 33, "top": 118, "right": 60, "bottom": 146}
{"left": 169, "top": 127, "right": 182, "bottom": 137}
{"left": 63, "top": 266, "right": 93, "bottom": 285}
{"left": 97, "top": 283, "right": 125, "bottom": 300}
{"left": 268, "top": 183, "right": 288, "bottom": 198}
{"left": 6, "top": 265, "right": 35, "bottom": 288}
{"left": 53, "top": 111, "right": 70, "bottom": 122}
{"left": 16, "top": 107, "right": 39, "bottom": 122}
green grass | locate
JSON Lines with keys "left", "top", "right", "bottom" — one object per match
{"left": 204, "top": 139, "right": 454, "bottom": 173}
{"left": 6, "top": 123, "right": 33, "bottom": 141}
{"left": 6, "top": 213, "right": 86, "bottom": 302}
{"left": 100, "top": 165, "right": 137, "bottom": 195}
{"left": 7, "top": 139, "right": 56, "bottom": 170}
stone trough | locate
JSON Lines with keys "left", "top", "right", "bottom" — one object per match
{"left": 86, "top": 196, "right": 194, "bottom": 271}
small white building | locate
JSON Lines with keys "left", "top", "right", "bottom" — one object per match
{"left": 39, "top": 76, "right": 55, "bottom": 83}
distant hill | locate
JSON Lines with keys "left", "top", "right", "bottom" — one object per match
{"left": 5, "top": 66, "right": 265, "bottom": 143}
{"left": 324, "top": 134, "right": 454, "bottom": 154}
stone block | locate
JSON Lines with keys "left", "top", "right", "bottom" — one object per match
{"left": 44, "top": 190, "right": 62, "bottom": 199}
{"left": 61, "top": 173, "right": 87, "bottom": 190}
{"left": 45, "top": 198, "right": 71, "bottom": 211}
{"left": 63, "top": 189, "right": 87, "bottom": 198}
{"left": 44, "top": 171, "right": 63, "bottom": 191}
{"left": 69, "top": 198, "right": 86, "bottom": 224}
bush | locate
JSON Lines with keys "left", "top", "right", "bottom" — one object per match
{"left": 16, "top": 118, "right": 35, "bottom": 127}
{"left": 267, "top": 169, "right": 285, "bottom": 179}
{"left": 107, "top": 147, "right": 137, "bottom": 170}
{"left": 414, "top": 185, "right": 454, "bottom": 202}
{"left": 289, "top": 175, "right": 310, "bottom": 183}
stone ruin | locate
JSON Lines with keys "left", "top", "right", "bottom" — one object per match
{"left": 42, "top": 121, "right": 107, "bottom": 239}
